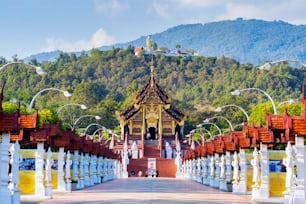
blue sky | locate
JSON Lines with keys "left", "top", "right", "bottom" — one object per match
{"left": 1, "top": 0, "right": 306, "bottom": 60}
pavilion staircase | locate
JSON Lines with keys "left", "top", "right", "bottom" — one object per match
{"left": 144, "top": 140, "right": 160, "bottom": 158}
{"left": 127, "top": 139, "right": 176, "bottom": 178}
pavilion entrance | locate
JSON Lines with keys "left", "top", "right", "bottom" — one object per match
{"left": 148, "top": 127, "right": 156, "bottom": 140}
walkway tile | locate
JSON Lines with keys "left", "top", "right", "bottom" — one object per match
{"left": 22, "top": 178, "right": 255, "bottom": 204}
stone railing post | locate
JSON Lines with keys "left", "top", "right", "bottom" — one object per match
{"left": 209, "top": 155, "right": 215, "bottom": 187}
{"left": 57, "top": 147, "right": 66, "bottom": 192}
{"left": 196, "top": 158, "right": 202, "bottom": 182}
{"left": 84, "top": 153, "right": 90, "bottom": 186}
{"left": 283, "top": 142, "right": 296, "bottom": 204}
{"left": 259, "top": 144, "right": 269, "bottom": 198}
{"left": 97, "top": 156, "right": 102, "bottom": 183}
{"left": 89, "top": 155, "right": 95, "bottom": 185}
{"left": 214, "top": 153, "right": 220, "bottom": 188}
{"left": 65, "top": 151, "right": 72, "bottom": 192}
{"left": 35, "top": 142, "right": 45, "bottom": 197}
{"left": 45, "top": 147, "right": 53, "bottom": 197}
{"left": 237, "top": 148, "right": 247, "bottom": 194}
{"left": 0, "top": 133, "right": 12, "bottom": 203}
{"left": 251, "top": 147, "right": 260, "bottom": 199}
{"left": 72, "top": 150, "right": 79, "bottom": 183}
{"left": 232, "top": 151, "right": 239, "bottom": 193}
{"left": 219, "top": 154, "right": 227, "bottom": 191}
{"left": 293, "top": 136, "right": 306, "bottom": 203}
{"left": 76, "top": 153, "right": 84, "bottom": 189}
{"left": 225, "top": 151, "right": 232, "bottom": 185}
{"left": 202, "top": 157, "right": 208, "bottom": 185}
{"left": 9, "top": 141, "right": 21, "bottom": 203}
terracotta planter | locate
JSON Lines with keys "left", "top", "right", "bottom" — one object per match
{"left": 10, "top": 129, "right": 24, "bottom": 142}
{"left": 82, "top": 139, "right": 93, "bottom": 153}
{"left": 69, "top": 136, "right": 83, "bottom": 151}
{"left": 44, "top": 123, "right": 60, "bottom": 137}
{"left": 53, "top": 135, "right": 71, "bottom": 147}
{"left": 30, "top": 129, "right": 48, "bottom": 142}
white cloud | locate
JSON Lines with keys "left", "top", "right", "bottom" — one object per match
{"left": 94, "top": 0, "right": 128, "bottom": 16}
{"left": 43, "top": 28, "right": 115, "bottom": 53}
{"left": 216, "top": 0, "right": 306, "bottom": 25}
{"left": 174, "top": 0, "right": 224, "bottom": 7}
{"left": 151, "top": 3, "right": 169, "bottom": 19}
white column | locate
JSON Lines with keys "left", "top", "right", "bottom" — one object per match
{"left": 188, "top": 159, "right": 192, "bottom": 179}
{"left": 57, "top": 147, "right": 66, "bottom": 191}
{"left": 35, "top": 142, "right": 45, "bottom": 197}
{"left": 72, "top": 150, "right": 79, "bottom": 182}
{"left": 214, "top": 153, "right": 220, "bottom": 188}
{"left": 259, "top": 144, "right": 269, "bottom": 198}
{"left": 76, "top": 153, "right": 84, "bottom": 189}
{"left": 293, "top": 136, "right": 306, "bottom": 203}
{"left": 45, "top": 147, "right": 53, "bottom": 197}
{"left": 225, "top": 151, "right": 232, "bottom": 184}
{"left": 175, "top": 146, "right": 182, "bottom": 178}
{"left": 0, "top": 133, "right": 11, "bottom": 204}
{"left": 251, "top": 147, "right": 260, "bottom": 199}
{"left": 237, "top": 149, "right": 247, "bottom": 194}
{"left": 92, "top": 155, "right": 99, "bottom": 183}
{"left": 84, "top": 153, "right": 90, "bottom": 186}
{"left": 209, "top": 155, "right": 215, "bottom": 187}
{"left": 283, "top": 142, "right": 295, "bottom": 204}
{"left": 97, "top": 156, "right": 102, "bottom": 183}
{"left": 122, "top": 139, "right": 129, "bottom": 178}
{"left": 192, "top": 158, "right": 197, "bottom": 180}
{"left": 196, "top": 158, "right": 202, "bottom": 182}
{"left": 219, "top": 154, "right": 227, "bottom": 191}
{"left": 202, "top": 157, "right": 208, "bottom": 185}
{"left": 89, "top": 155, "right": 95, "bottom": 185}
{"left": 9, "top": 141, "right": 21, "bottom": 204}
{"left": 232, "top": 151, "right": 239, "bottom": 193}
{"left": 206, "top": 156, "right": 211, "bottom": 185}
{"left": 65, "top": 151, "right": 72, "bottom": 192}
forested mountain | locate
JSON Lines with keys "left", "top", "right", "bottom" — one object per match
{"left": 24, "top": 18, "right": 306, "bottom": 65}
{"left": 1, "top": 47, "right": 305, "bottom": 135}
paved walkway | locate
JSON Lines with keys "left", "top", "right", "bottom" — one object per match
{"left": 21, "top": 178, "right": 257, "bottom": 204}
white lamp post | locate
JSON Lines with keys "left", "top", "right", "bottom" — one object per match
{"left": 57, "top": 103, "right": 87, "bottom": 114}
{"left": 277, "top": 99, "right": 297, "bottom": 108}
{"left": 204, "top": 116, "right": 234, "bottom": 131}
{"left": 214, "top": 104, "right": 249, "bottom": 122}
{"left": 190, "top": 128, "right": 213, "bottom": 142}
{"left": 71, "top": 115, "right": 101, "bottom": 131}
{"left": 196, "top": 122, "right": 222, "bottom": 136}
{"left": 258, "top": 59, "right": 306, "bottom": 70}
{"left": 28, "top": 88, "right": 72, "bottom": 111}
{"left": 0, "top": 61, "right": 47, "bottom": 75}
{"left": 82, "top": 123, "right": 106, "bottom": 136}
{"left": 231, "top": 87, "right": 277, "bottom": 114}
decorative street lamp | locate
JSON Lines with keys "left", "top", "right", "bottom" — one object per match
{"left": 190, "top": 128, "right": 213, "bottom": 141}
{"left": 231, "top": 87, "right": 277, "bottom": 114}
{"left": 57, "top": 103, "right": 87, "bottom": 115}
{"left": 203, "top": 116, "right": 234, "bottom": 131}
{"left": 82, "top": 123, "right": 106, "bottom": 136}
{"left": 277, "top": 99, "right": 297, "bottom": 108}
{"left": 71, "top": 115, "right": 101, "bottom": 131}
{"left": 258, "top": 59, "right": 306, "bottom": 70}
{"left": 28, "top": 88, "right": 72, "bottom": 111}
{"left": 214, "top": 104, "right": 250, "bottom": 122}
{"left": 196, "top": 122, "right": 222, "bottom": 135}
{"left": 0, "top": 61, "right": 47, "bottom": 75}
